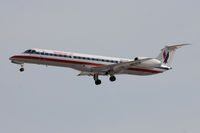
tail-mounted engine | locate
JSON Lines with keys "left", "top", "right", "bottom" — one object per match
{"left": 134, "top": 57, "right": 161, "bottom": 68}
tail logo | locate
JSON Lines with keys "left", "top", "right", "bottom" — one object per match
{"left": 163, "top": 51, "right": 169, "bottom": 64}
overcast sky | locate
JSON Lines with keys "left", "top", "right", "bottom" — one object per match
{"left": 0, "top": 0, "right": 200, "bottom": 133}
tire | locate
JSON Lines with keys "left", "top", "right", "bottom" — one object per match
{"left": 109, "top": 76, "right": 116, "bottom": 82}
{"left": 20, "top": 68, "right": 24, "bottom": 72}
{"left": 95, "top": 80, "right": 101, "bottom": 85}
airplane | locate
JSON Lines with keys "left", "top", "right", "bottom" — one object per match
{"left": 9, "top": 44, "right": 190, "bottom": 85}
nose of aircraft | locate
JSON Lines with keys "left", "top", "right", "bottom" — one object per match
{"left": 9, "top": 55, "right": 22, "bottom": 62}
{"left": 9, "top": 56, "right": 15, "bottom": 60}
{"left": 9, "top": 55, "right": 19, "bottom": 60}
{"left": 9, "top": 55, "right": 24, "bottom": 65}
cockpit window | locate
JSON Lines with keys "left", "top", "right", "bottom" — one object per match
{"left": 24, "top": 49, "right": 37, "bottom": 54}
{"left": 24, "top": 49, "right": 31, "bottom": 53}
{"left": 31, "top": 50, "right": 36, "bottom": 53}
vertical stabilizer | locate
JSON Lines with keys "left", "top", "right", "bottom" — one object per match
{"left": 157, "top": 44, "right": 191, "bottom": 67}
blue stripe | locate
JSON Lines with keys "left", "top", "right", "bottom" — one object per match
{"left": 163, "top": 52, "right": 169, "bottom": 64}
{"left": 156, "top": 67, "right": 169, "bottom": 70}
{"left": 25, "top": 52, "right": 119, "bottom": 63}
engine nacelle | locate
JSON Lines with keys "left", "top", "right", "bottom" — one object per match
{"left": 134, "top": 57, "right": 161, "bottom": 68}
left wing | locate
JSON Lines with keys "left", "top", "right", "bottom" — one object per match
{"left": 78, "top": 58, "right": 152, "bottom": 76}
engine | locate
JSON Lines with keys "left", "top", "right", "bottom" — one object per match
{"left": 134, "top": 57, "right": 139, "bottom": 61}
{"left": 134, "top": 57, "right": 161, "bottom": 68}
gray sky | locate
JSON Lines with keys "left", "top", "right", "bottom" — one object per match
{"left": 0, "top": 0, "right": 200, "bottom": 133}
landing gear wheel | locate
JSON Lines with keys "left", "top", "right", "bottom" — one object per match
{"left": 20, "top": 68, "right": 24, "bottom": 72}
{"left": 95, "top": 80, "right": 101, "bottom": 85}
{"left": 109, "top": 76, "right": 116, "bottom": 82}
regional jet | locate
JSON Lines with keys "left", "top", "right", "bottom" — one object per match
{"left": 9, "top": 44, "right": 190, "bottom": 85}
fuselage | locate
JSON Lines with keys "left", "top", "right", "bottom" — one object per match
{"left": 9, "top": 48, "right": 170, "bottom": 76}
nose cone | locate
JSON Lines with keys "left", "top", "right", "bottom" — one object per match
{"left": 9, "top": 56, "right": 15, "bottom": 60}
{"left": 9, "top": 55, "right": 23, "bottom": 65}
{"left": 9, "top": 55, "right": 19, "bottom": 60}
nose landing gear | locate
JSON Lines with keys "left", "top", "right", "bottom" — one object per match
{"left": 20, "top": 68, "right": 24, "bottom": 72}
{"left": 19, "top": 64, "right": 24, "bottom": 72}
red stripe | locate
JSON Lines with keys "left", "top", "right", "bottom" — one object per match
{"left": 11, "top": 55, "right": 162, "bottom": 74}
{"left": 128, "top": 68, "right": 162, "bottom": 74}
{"left": 11, "top": 55, "right": 103, "bottom": 66}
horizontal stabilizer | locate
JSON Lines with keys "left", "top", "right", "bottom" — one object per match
{"left": 163, "top": 43, "right": 191, "bottom": 50}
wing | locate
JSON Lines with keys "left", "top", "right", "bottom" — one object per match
{"left": 89, "top": 58, "right": 152, "bottom": 75}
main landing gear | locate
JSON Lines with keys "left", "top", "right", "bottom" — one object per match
{"left": 109, "top": 75, "right": 116, "bottom": 82}
{"left": 95, "top": 79, "right": 101, "bottom": 85}
{"left": 19, "top": 64, "right": 24, "bottom": 72}
{"left": 94, "top": 74, "right": 101, "bottom": 85}
{"left": 93, "top": 74, "right": 117, "bottom": 85}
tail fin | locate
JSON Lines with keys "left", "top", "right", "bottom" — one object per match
{"left": 157, "top": 43, "right": 191, "bottom": 67}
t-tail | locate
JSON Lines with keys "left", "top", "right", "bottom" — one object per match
{"left": 157, "top": 43, "right": 191, "bottom": 67}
